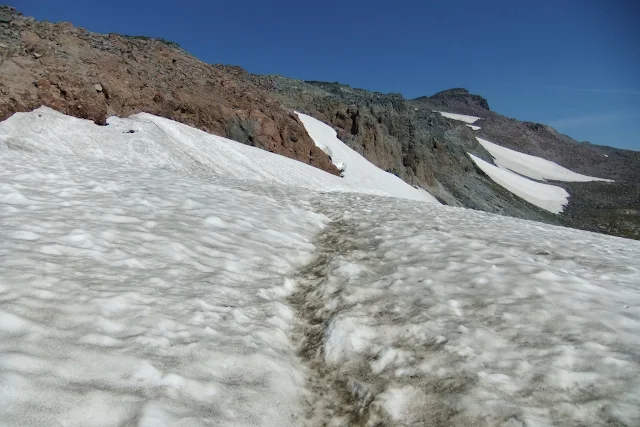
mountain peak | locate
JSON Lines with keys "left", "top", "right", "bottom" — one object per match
{"left": 0, "top": 5, "right": 22, "bottom": 22}
{"left": 429, "top": 88, "right": 490, "bottom": 111}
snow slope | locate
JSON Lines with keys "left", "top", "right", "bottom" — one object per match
{"left": 469, "top": 153, "right": 570, "bottom": 213}
{"left": 436, "top": 111, "right": 481, "bottom": 124}
{"left": 476, "top": 137, "right": 613, "bottom": 182}
{"left": 295, "top": 112, "right": 439, "bottom": 204}
{"left": 0, "top": 153, "right": 327, "bottom": 426}
{"left": 0, "top": 107, "right": 438, "bottom": 203}
{"left": 1, "top": 108, "right": 640, "bottom": 427}
{"left": 301, "top": 193, "right": 640, "bottom": 426}
{"left": 466, "top": 124, "right": 481, "bottom": 131}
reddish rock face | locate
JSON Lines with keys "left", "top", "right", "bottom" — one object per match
{"left": 0, "top": 10, "right": 339, "bottom": 176}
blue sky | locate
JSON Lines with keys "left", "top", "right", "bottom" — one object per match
{"left": 11, "top": 0, "right": 640, "bottom": 150}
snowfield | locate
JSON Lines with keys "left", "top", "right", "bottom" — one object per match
{"left": 436, "top": 111, "right": 481, "bottom": 124}
{"left": 1, "top": 109, "right": 639, "bottom": 427}
{"left": 469, "top": 153, "right": 570, "bottom": 213}
{"left": 0, "top": 154, "right": 324, "bottom": 426}
{"left": 299, "top": 193, "right": 640, "bottom": 426}
{"left": 0, "top": 107, "right": 438, "bottom": 203}
{"left": 476, "top": 137, "right": 614, "bottom": 182}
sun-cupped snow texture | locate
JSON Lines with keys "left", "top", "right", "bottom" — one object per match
{"left": 436, "top": 111, "right": 481, "bottom": 124}
{"left": 0, "top": 106, "right": 437, "bottom": 202}
{"left": 469, "top": 153, "right": 570, "bottom": 213}
{"left": 0, "top": 152, "right": 328, "bottom": 427}
{"left": 476, "top": 137, "right": 614, "bottom": 182}
{"left": 295, "top": 193, "right": 640, "bottom": 426}
{"left": 1, "top": 108, "right": 640, "bottom": 427}
{"left": 295, "top": 112, "right": 440, "bottom": 203}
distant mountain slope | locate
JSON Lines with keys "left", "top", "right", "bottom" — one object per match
{"left": 414, "top": 89, "right": 640, "bottom": 238}
{"left": 1, "top": 5, "right": 638, "bottom": 239}
{"left": 415, "top": 88, "right": 639, "bottom": 183}
{"left": 0, "top": 5, "right": 339, "bottom": 176}
{"left": 262, "top": 80, "right": 638, "bottom": 238}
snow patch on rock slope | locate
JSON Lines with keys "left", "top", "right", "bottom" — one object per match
{"left": 469, "top": 153, "right": 569, "bottom": 213}
{"left": 437, "top": 111, "right": 481, "bottom": 124}
{"left": 296, "top": 111, "right": 439, "bottom": 203}
{"left": 476, "top": 137, "right": 614, "bottom": 182}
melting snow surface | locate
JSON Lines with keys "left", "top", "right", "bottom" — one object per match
{"left": 476, "top": 137, "right": 614, "bottom": 182}
{"left": 1, "top": 108, "right": 639, "bottom": 427}
{"left": 0, "top": 107, "right": 437, "bottom": 202}
{"left": 469, "top": 153, "right": 570, "bottom": 213}
{"left": 295, "top": 112, "right": 439, "bottom": 203}
{"left": 305, "top": 194, "right": 640, "bottom": 426}
{"left": 0, "top": 154, "right": 327, "bottom": 426}
{"left": 437, "top": 111, "right": 481, "bottom": 124}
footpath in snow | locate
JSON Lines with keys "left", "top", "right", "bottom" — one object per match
{"left": 1, "top": 109, "right": 639, "bottom": 426}
{"left": 293, "top": 193, "right": 640, "bottom": 426}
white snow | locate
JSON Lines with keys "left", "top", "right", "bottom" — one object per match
{"left": 469, "top": 137, "right": 613, "bottom": 212}
{"left": 476, "top": 137, "right": 614, "bottom": 182}
{"left": 466, "top": 124, "right": 481, "bottom": 130}
{"left": 295, "top": 112, "right": 439, "bottom": 203}
{"left": 303, "top": 193, "right": 640, "bottom": 426}
{"left": 0, "top": 107, "right": 438, "bottom": 202}
{"left": 0, "top": 153, "right": 328, "bottom": 426}
{"left": 437, "top": 111, "right": 481, "bottom": 124}
{"left": 1, "top": 107, "right": 639, "bottom": 427}
{"left": 469, "top": 153, "right": 570, "bottom": 213}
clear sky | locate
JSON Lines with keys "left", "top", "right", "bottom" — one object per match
{"left": 10, "top": 0, "right": 640, "bottom": 150}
